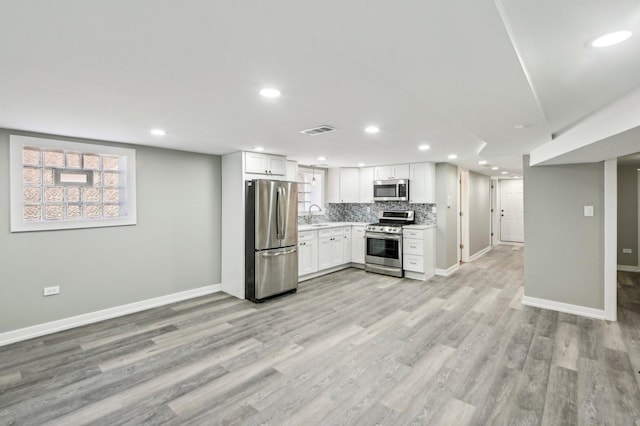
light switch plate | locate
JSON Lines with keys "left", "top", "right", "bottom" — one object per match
{"left": 584, "top": 206, "right": 594, "bottom": 217}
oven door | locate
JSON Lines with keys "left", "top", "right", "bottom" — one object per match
{"left": 365, "top": 232, "right": 402, "bottom": 268}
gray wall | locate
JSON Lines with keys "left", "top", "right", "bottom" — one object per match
{"left": 436, "top": 163, "right": 458, "bottom": 270}
{"left": 617, "top": 165, "right": 638, "bottom": 267}
{"left": 523, "top": 155, "right": 604, "bottom": 309}
{"left": 468, "top": 172, "right": 491, "bottom": 256}
{"left": 0, "top": 129, "right": 222, "bottom": 333}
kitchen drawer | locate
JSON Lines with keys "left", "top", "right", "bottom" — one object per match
{"left": 352, "top": 227, "right": 365, "bottom": 237}
{"left": 318, "top": 227, "right": 344, "bottom": 238}
{"left": 403, "top": 238, "right": 423, "bottom": 255}
{"left": 403, "top": 254, "right": 424, "bottom": 273}
{"left": 298, "top": 231, "right": 316, "bottom": 242}
{"left": 343, "top": 227, "right": 351, "bottom": 235}
{"left": 403, "top": 229, "right": 424, "bottom": 239}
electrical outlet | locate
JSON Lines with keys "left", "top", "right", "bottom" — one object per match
{"left": 623, "top": 248, "right": 633, "bottom": 254}
{"left": 43, "top": 286, "right": 60, "bottom": 296}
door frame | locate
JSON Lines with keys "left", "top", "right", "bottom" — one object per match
{"left": 604, "top": 159, "right": 617, "bottom": 321}
{"left": 458, "top": 169, "right": 470, "bottom": 263}
{"left": 491, "top": 178, "right": 501, "bottom": 246}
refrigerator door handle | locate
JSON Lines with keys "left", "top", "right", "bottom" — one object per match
{"left": 276, "top": 186, "right": 285, "bottom": 240}
{"left": 262, "top": 248, "right": 297, "bottom": 257}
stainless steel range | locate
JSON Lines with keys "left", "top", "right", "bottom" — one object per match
{"left": 365, "top": 210, "right": 415, "bottom": 277}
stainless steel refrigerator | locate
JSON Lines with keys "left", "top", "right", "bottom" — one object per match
{"left": 245, "top": 179, "right": 298, "bottom": 303}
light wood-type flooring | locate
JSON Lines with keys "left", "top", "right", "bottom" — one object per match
{"left": 1, "top": 245, "right": 640, "bottom": 425}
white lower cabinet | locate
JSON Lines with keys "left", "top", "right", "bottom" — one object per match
{"left": 351, "top": 226, "right": 365, "bottom": 264}
{"left": 402, "top": 227, "right": 435, "bottom": 280}
{"left": 299, "top": 225, "right": 364, "bottom": 280}
{"left": 298, "top": 231, "right": 318, "bottom": 276}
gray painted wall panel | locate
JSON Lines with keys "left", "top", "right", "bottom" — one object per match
{"left": 0, "top": 129, "right": 222, "bottom": 333}
{"left": 523, "top": 155, "right": 604, "bottom": 310}
{"left": 436, "top": 163, "right": 458, "bottom": 270}
{"left": 468, "top": 172, "right": 490, "bottom": 256}
{"left": 617, "top": 165, "right": 638, "bottom": 267}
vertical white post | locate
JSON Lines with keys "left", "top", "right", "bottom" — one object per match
{"left": 604, "top": 159, "right": 617, "bottom": 321}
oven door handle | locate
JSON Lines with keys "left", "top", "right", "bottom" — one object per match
{"left": 365, "top": 232, "right": 402, "bottom": 241}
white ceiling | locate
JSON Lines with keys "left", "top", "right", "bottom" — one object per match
{"left": 1, "top": 1, "right": 639, "bottom": 176}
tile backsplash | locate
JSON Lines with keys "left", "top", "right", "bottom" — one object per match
{"left": 299, "top": 202, "right": 436, "bottom": 225}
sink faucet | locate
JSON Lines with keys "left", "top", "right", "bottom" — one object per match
{"left": 306, "top": 203, "right": 322, "bottom": 224}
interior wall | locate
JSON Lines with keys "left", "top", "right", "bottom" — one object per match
{"left": 468, "top": 172, "right": 491, "bottom": 256}
{"left": 0, "top": 129, "right": 222, "bottom": 333}
{"left": 436, "top": 163, "right": 458, "bottom": 270}
{"left": 617, "top": 164, "right": 638, "bottom": 267}
{"left": 523, "top": 155, "right": 605, "bottom": 310}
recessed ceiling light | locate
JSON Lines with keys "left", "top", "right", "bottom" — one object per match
{"left": 364, "top": 126, "right": 380, "bottom": 134}
{"left": 259, "top": 88, "right": 281, "bottom": 98}
{"left": 501, "top": 171, "right": 508, "bottom": 175}
{"left": 448, "top": 154, "right": 457, "bottom": 160}
{"left": 589, "top": 30, "right": 632, "bottom": 48}
{"left": 478, "top": 160, "right": 488, "bottom": 165}
{"left": 418, "top": 144, "right": 431, "bottom": 151}
{"left": 150, "top": 129, "right": 166, "bottom": 136}
{"left": 254, "top": 146, "right": 264, "bottom": 152}
{"left": 491, "top": 166, "right": 499, "bottom": 170}
{"left": 358, "top": 163, "right": 365, "bottom": 167}
{"left": 318, "top": 156, "right": 326, "bottom": 161}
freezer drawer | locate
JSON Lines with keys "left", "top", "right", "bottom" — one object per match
{"left": 253, "top": 246, "right": 298, "bottom": 301}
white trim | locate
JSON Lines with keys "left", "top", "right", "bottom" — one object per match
{"left": 0, "top": 284, "right": 222, "bottom": 347}
{"left": 498, "top": 241, "right": 524, "bottom": 247}
{"left": 458, "top": 169, "right": 470, "bottom": 262}
{"left": 617, "top": 265, "right": 640, "bottom": 272}
{"left": 436, "top": 263, "right": 460, "bottom": 277}
{"left": 10, "top": 135, "right": 137, "bottom": 232}
{"left": 604, "top": 159, "right": 617, "bottom": 321}
{"left": 298, "top": 264, "right": 352, "bottom": 282}
{"left": 468, "top": 246, "right": 491, "bottom": 262}
{"left": 638, "top": 170, "right": 640, "bottom": 270}
{"left": 521, "top": 295, "right": 606, "bottom": 320}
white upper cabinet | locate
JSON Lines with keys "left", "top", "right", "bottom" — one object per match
{"left": 339, "top": 168, "right": 360, "bottom": 203}
{"left": 409, "top": 162, "right": 436, "bottom": 203}
{"left": 374, "top": 164, "right": 409, "bottom": 180}
{"left": 327, "top": 167, "right": 360, "bottom": 203}
{"left": 359, "top": 167, "right": 374, "bottom": 203}
{"left": 286, "top": 160, "right": 298, "bottom": 181}
{"left": 244, "top": 152, "right": 286, "bottom": 176}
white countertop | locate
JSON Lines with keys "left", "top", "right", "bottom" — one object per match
{"left": 298, "top": 222, "right": 369, "bottom": 231}
{"left": 403, "top": 224, "right": 436, "bottom": 229}
{"left": 299, "top": 222, "right": 434, "bottom": 231}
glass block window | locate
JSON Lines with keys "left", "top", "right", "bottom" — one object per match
{"left": 10, "top": 135, "right": 137, "bottom": 232}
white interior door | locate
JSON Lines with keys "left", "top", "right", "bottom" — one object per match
{"left": 500, "top": 179, "right": 524, "bottom": 243}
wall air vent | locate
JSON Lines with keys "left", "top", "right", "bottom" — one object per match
{"left": 300, "top": 125, "right": 336, "bottom": 136}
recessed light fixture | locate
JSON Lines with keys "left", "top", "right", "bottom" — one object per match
{"left": 418, "top": 144, "right": 430, "bottom": 151}
{"left": 150, "top": 129, "right": 166, "bottom": 136}
{"left": 448, "top": 154, "right": 458, "bottom": 160}
{"left": 254, "top": 146, "right": 265, "bottom": 152}
{"left": 501, "top": 171, "right": 508, "bottom": 175}
{"left": 364, "top": 126, "right": 380, "bottom": 134}
{"left": 259, "top": 88, "right": 281, "bottom": 98}
{"left": 589, "top": 30, "right": 632, "bottom": 48}
{"left": 318, "top": 156, "right": 326, "bottom": 161}
{"left": 491, "top": 166, "right": 499, "bottom": 170}
{"left": 478, "top": 160, "right": 488, "bottom": 165}
{"left": 358, "top": 163, "right": 365, "bottom": 167}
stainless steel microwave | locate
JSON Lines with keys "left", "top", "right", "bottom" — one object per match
{"left": 373, "top": 179, "right": 409, "bottom": 201}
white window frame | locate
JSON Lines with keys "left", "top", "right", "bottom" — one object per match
{"left": 297, "top": 166, "right": 325, "bottom": 216}
{"left": 10, "top": 135, "right": 137, "bottom": 232}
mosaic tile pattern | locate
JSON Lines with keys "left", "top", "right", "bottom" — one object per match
{"left": 297, "top": 202, "right": 436, "bottom": 225}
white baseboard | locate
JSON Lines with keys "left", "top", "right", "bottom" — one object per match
{"left": 498, "top": 241, "right": 524, "bottom": 246}
{"left": 299, "top": 264, "right": 353, "bottom": 282}
{"left": 617, "top": 264, "right": 640, "bottom": 272}
{"left": 0, "top": 284, "right": 222, "bottom": 347}
{"left": 435, "top": 263, "right": 459, "bottom": 277}
{"left": 521, "top": 295, "right": 606, "bottom": 320}
{"left": 404, "top": 270, "right": 435, "bottom": 281}
{"left": 468, "top": 246, "right": 491, "bottom": 262}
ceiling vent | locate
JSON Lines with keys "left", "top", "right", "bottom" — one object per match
{"left": 300, "top": 125, "right": 336, "bottom": 136}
